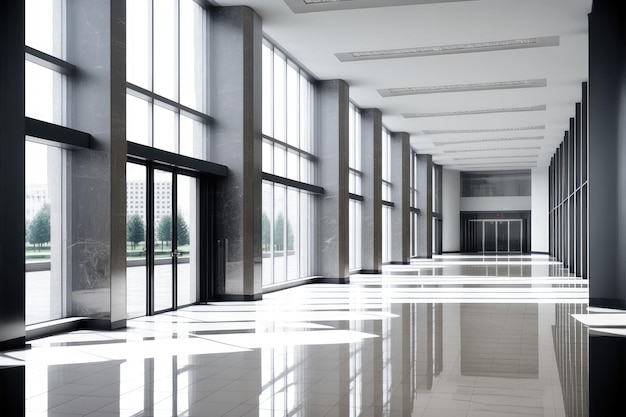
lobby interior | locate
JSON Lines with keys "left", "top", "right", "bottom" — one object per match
{"left": 2, "top": 0, "right": 626, "bottom": 416}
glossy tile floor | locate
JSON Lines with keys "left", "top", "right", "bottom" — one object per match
{"left": 3, "top": 254, "right": 626, "bottom": 416}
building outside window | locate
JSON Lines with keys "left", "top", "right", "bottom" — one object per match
{"left": 24, "top": 0, "right": 69, "bottom": 325}
{"left": 262, "top": 40, "right": 316, "bottom": 286}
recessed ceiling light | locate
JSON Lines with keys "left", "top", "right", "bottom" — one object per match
{"left": 433, "top": 136, "right": 544, "bottom": 146}
{"left": 403, "top": 105, "right": 546, "bottom": 118}
{"left": 379, "top": 79, "right": 546, "bottom": 97}
{"left": 422, "top": 126, "right": 546, "bottom": 135}
{"left": 443, "top": 146, "right": 541, "bottom": 154}
{"left": 337, "top": 36, "right": 559, "bottom": 62}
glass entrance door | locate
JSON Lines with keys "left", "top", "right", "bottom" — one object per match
{"left": 126, "top": 162, "right": 199, "bottom": 317}
{"left": 467, "top": 219, "right": 524, "bottom": 254}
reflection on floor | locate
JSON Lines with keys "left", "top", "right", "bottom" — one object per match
{"left": 2, "top": 255, "right": 625, "bottom": 416}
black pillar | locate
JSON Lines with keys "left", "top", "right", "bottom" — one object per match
{"left": 0, "top": 0, "right": 26, "bottom": 350}
{"left": 588, "top": 0, "right": 626, "bottom": 309}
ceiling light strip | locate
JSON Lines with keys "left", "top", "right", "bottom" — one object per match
{"left": 379, "top": 79, "right": 546, "bottom": 97}
{"left": 336, "top": 36, "right": 559, "bottom": 62}
{"left": 423, "top": 125, "right": 546, "bottom": 135}
{"left": 403, "top": 105, "right": 546, "bottom": 118}
{"left": 453, "top": 154, "right": 539, "bottom": 161}
{"left": 443, "top": 146, "right": 541, "bottom": 154}
{"left": 433, "top": 136, "right": 544, "bottom": 146}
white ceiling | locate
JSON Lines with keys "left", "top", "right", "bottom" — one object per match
{"left": 213, "top": 0, "right": 591, "bottom": 171}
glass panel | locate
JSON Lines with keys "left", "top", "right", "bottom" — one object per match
{"left": 299, "top": 158, "right": 311, "bottom": 184}
{"left": 510, "top": 220, "right": 522, "bottom": 252}
{"left": 286, "top": 150, "right": 298, "bottom": 181}
{"left": 273, "top": 185, "right": 286, "bottom": 283}
{"left": 127, "top": 94, "right": 151, "bottom": 146}
{"left": 286, "top": 63, "right": 299, "bottom": 147}
{"left": 484, "top": 221, "right": 496, "bottom": 252}
{"left": 461, "top": 170, "right": 532, "bottom": 197}
{"left": 382, "top": 206, "right": 391, "bottom": 263}
{"left": 179, "top": 115, "right": 204, "bottom": 159}
{"left": 126, "top": 163, "right": 147, "bottom": 319}
{"left": 286, "top": 189, "right": 299, "bottom": 280}
{"left": 262, "top": 141, "right": 273, "bottom": 174}
{"left": 262, "top": 43, "right": 273, "bottom": 137}
{"left": 26, "top": 0, "right": 62, "bottom": 58}
{"left": 126, "top": 0, "right": 151, "bottom": 89}
{"left": 262, "top": 182, "right": 274, "bottom": 286}
{"left": 300, "top": 192, "right": 311, "bottom": 277}
{"left": 177, "top": 175, "right": 197, "bottom": 307}
{"left": 153, "top": 105, "right": 178, "bottom": 153}
{"left": 154, "top": 170, "right": 173, "bottom": 311}
{"left": 273, "top": 51, "right": 286, "bottom": 142}
{"left": 274, "top": 145, "right": 286, "bottom": 177}
{"left": 153, "top": 0, "right": 178, "bottom": 100}
{"left": 25, "top": 142, "right": 63, "bottom": 325}
{"left": 179, "top": 0, "right": 203, "bottom": 111}
{"left": 497, "top": 221, "right": 509, "bottom": 252}
{"left": 25, "top": 61, "right": 63, "bottom": 125}
{"left": 299, "top": 75, "right": 313, "bottom": 153}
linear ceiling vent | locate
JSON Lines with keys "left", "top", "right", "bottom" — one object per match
{"left": 422, "top": 125, "right": 546, "bottom": 135}
{"left": 433, "top": 136, "right": 544, "bottom": 146}
{"left": 379, "top": 79, "right": 546, "bottom": 97}
{"left": 337, "top": 36, "right": 559, "bottom": 61}
{"left": 443, "top": 146, "right": 541, "bottom": 154}
{"left": 453, "top": 154, "right": 539, "bottom": 161}
{"left": 403, "top": 105, "right": 546, "bottom": 118}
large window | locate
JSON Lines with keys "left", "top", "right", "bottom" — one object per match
{"left": 126, "top": 0, "right": 209, "bottom": 159}
{"left": 24, "top": 0, "right": 69, "bottom": 325}
{"left": 262, "top": 40, "right": 316, "bottom": 286}
{"left": 382, "top": 128, "right": 392, "bottom": 263}
{"left": 349, "top": 103, "right": 362, "bottom": 271}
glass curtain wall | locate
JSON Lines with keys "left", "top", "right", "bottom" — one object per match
{"left": 262, "top": 40, "right": 316, "bottom": 286}
{"left": 348, "top": 103, "right": 363, "bottom": 271}
{"left": 25, "top": 0, "right": 69, "bottom": 325}
{"left": 126, "top": 0, "right": 208, "bottom": 158}
{"left": 382, "top": 128, "right": 392, "bottom": 263}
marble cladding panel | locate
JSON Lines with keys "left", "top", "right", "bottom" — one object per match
{"left": 210, "top": 6, "right": 262, "bottom": 297}
{"left": 416, "top": 154, "right": 433, "bottom": 258}
{"left": 390, "top": 132, "right": 410, "bottom": 263}
{"left": 318, "top": 80, "right": 350, "bottom": 279}
{"left": 360, "top": 109, "right": 383, "bottom": 271}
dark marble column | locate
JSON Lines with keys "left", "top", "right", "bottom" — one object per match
{"left": 588, "top": 0, "right": 626, "bottom": 309}
{"left": 360, "top": 109, "right": 383, "bottom": 273}
{"left": 0, "top": 0, "right": 25, "bottom": 350}
{"left": 318, "top": 80, "right": 350, "bottom": 283}
{"left": 66, "top": 0, "right": 127, "bottom": 328}
{"left": 415, "top": 154, "right": 433, "bottom": 258}
{"left": 389, "top": 132, "right": 410, "bottom": 264}
{"left": 210, "top": 7, "right": 263, "bottom": 300}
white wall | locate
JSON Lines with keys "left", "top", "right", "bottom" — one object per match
{"left": 460, "top": 196, "right": 531, "bottom": 212}
{"left": 531, "top": 166, "right": 549, "bottom": 253}
{"left": 442, "top": 169, "right": 460, "bottom": 252}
